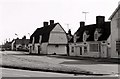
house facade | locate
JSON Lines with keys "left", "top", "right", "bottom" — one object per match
{"left": 69, "top": 16, "right": 111, "bottom": 58}
{"left": 2, "top": 41, "right": 12, "bottom": 50}
{"left": 29, "top": 20, "right": 68, "bottom": 55}
{"left": 11, "top": 37, "right": 30, "bottom": 51}
{"left": 109, "top": 3, "right": 120, "bottom": 58}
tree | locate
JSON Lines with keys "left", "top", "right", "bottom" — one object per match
{"left": 22, "top": 36, "right": 26, "bottom": 39}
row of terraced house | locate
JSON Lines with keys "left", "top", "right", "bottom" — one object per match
{"left": 29, "top": 4, "right": 120, "bottom": 58}
{"left": 3, "top": 3, "right": 119, "bottom": 58}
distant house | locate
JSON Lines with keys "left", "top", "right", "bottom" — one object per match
{"left": 2, "top": 41, "right": 12, "bottom": 50}
{"left": 69, "top": 16, "right": 111, "bottom": 58}
{"left": 11, "top": 37, "right": 30, "bottom": 51}
{"left": 109, "top": 3, "right": 120, "bottom": 58}
{"left": 29, "top": 20, "right": 68, "bottom": 55}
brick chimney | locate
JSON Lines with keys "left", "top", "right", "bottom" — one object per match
{"left": 43, "top": 22, "right": 48, "bottom": 27}
{"left": 50, "top": 20, "right": 54, "bottom": 25}
{"left": 80, "top": 21, "right": 85, "bottom": 27}
{"left": 96, "top": 16, "right": 105, "bottom": 27}
{"left": 68, "top": 29, "right": 72, "bottom": 35}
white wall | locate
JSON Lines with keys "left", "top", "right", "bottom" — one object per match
{"left": 41, "top": 43, "right": 48, "bottom": 54}
{"left": 110, "top": 9, "right": 119, "bottom": 58}
{"left": 11, "top": 41, "right": 15, "bottom": 50}
{"left": 118, "top": 9, "right": 120, "bottom": 40}
{"left": 29, "top": 43, "right": 48, "bottom": 55}
{"left": 29, "top": 43, "right": 39, "bottom": 54}
{"left": 69, "top": 42, "right": 108, "bottom": 58}
{"left": 49, "top": 24, "right": 68, "bottom": 44}
{"left": 47, "top": 45, "right": 67, "bottom": 55}
{"left": 100, "top": 42, "right": 108, "bottom": 58}
{"left": 69, "top": 43, "right": 76, "bottom": 56}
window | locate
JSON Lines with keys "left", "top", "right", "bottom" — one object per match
{"left": 83, "top": 31, "right": 89, "bottom": 42}
{"left": 84, "top": 46, "right": 87, "bottom": 53}
{"left": 94, "top": 33, "right": 98, "bottom": 40}
{"left": 94, "top": 29, "right": 102, "bottom": 41}
{"left": 83, "top": 32, "right": 87, "bottom": 42}
{"left": 94, "top": 30, "right": 98, "bottom": 41}
{"left": 116, "top": 41, "right": 120, "bottom": 52}
{"left": 80, "top": 47, "right": 82, "bottom": 55}
{"left": 71, "top": 47, "right": 74, "bottom": 53}
{"left": 89, "top": 44, "right": 99, "bottom": 52}
{"left": 55, "top": 44, "right": 59, "bottom": 47}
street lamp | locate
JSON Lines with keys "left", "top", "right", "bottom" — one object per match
{"left": 15, "top": 33, "right": 18, "bottom": 39}
{"left": 28, "top": 33, "right": 30, "bottom": 39}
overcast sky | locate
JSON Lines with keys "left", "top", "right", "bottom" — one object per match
{"left": 0, "top": 0, "right": 120, "bottom": 45}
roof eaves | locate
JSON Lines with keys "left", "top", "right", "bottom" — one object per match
{"left": 109, "top": 4, "right": 120, "bottom": 20}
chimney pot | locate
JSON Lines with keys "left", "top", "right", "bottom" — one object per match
{"left": 96, "top": 16, "right": 105, "bottom": 27}
{"left": 80, "top": 21, "right": 85, "bottom": 27}
{"left": 43, "top": 22, "right": 48, "bottom": 27}
{"left": 68, "top": 29, "right": 72, "bottom": 35}
{"left": 50, "top": 20, "right": 54, "bottom": 25}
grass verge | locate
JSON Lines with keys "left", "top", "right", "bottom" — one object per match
{"left": 0, "top": 54, "right": 108, "bottom": 76}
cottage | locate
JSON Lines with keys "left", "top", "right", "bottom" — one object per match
{"left": 69, "top": 16, "right": 111, "bottom": 58}
{"left": 2, "top": 41, "right": 12, "bottom": 50}
{"left": 109, "top": 3, "right": 120, "bottom": 58}
{"left": 11, "top": 37, "right": 30, "bottom": 51}
{"left": 29, "top": 20, "right": 68, "bottom": 55}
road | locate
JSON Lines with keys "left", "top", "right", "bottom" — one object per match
{"left": 0, "top": 51, "right": 119, "bottom": 77}
{"left": 1, "top": 67, "right": 76, "bottom": 77}
{"left": 1, "top": 68, "right": 118, "bottom": 78}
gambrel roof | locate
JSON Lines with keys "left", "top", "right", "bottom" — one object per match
{"left": 30, "top": 23, "right": 63, "bottom": 43}
{"left": 14, "top": 39, "right": 30, "bottom": 45}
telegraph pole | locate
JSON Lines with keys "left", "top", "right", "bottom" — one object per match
{"left": 28, "top": 33, "right": 30, "bottom": 39}
{"left": 66, "top": 24, "right": 69, "bottom": 30}
{"left": 82, "top": 12, "right": 89, "bottom": 22}
{"left": 65, "top": 23, "right": 70, "bottom": 31}
{"left": 15, "top": 33, "right": 18, "bottom": 39}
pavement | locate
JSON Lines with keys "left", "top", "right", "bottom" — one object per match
{"left": 46, "top": 55, "right": 119, "bottom": 75}
{"left": 48, "top": 55, "right": 120, "bottom": 64}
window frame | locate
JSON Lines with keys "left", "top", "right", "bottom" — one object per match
{"left": 84, "top": 46, "right": 87, "bottom": 53}
{"left": 71, "top": 47, "right": 74, "bottom": 53}
{"left": 89, "top": 43, "right": 99, "bottom": 52}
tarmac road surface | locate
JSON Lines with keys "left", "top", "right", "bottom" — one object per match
{"left": 1, "top": 67, "right": 75, "bottom": 77}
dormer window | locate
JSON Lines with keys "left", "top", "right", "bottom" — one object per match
{"left": 83, "top": 30, "right": 89, "bottom": 42}
{"left": 94, "top": 31, "right": 98, "bottom": 41}
{"left": 94, "top": 28, "right": 102, "bottom": 41}
{"left": 73, "top": 34, "right": 79, "bottom": 43}
{"left": 67, "top": 34, "right": 72, "bottom": 42}
{"left": 39, "top": 35, "right": 42, "bottom": 43}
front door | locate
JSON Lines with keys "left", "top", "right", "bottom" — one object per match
{"left": 100, "top": 45, "right": 107, "bottom": 58}
{"left": 76, "top": 46, "right": 82, "bottom": 56}
{"left": 80, "top": 47, "right": 82, "bottom": 55}
{"left": 29, "top": 46, "right": 32, "bottom": 54}
{"left": 38, "top": 46, "right": 40, "bottom": 54}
